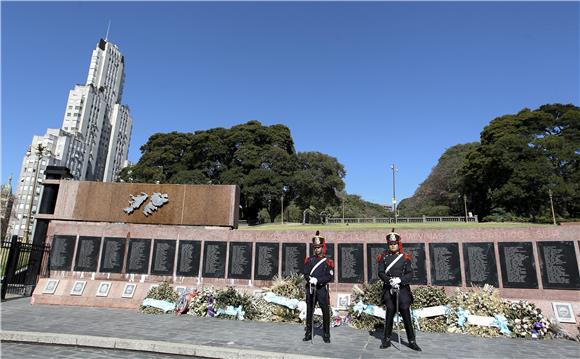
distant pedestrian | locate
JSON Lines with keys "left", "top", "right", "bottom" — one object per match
{"left": 303, "top": 231, "right": 334, "bottom": 343}
{"left": 377, "top": 230, "right": 421, "bottom": 351}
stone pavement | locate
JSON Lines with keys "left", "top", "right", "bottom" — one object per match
{"left": 1, "top": 297, "right": 579, "bottom": 359}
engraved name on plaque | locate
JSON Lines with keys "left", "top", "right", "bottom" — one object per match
{"left": 498, "top": 242, "right": 538, "bottom": 289}
{"left": 463, "top": 242, "right": 498, "bottom": 287}
{"left": 228, "top": 242, "right": 253, "bottom": 279}
{"left": 50, "top": 235, "right": 76, "bottom": 271}
{"left": 100, "top": 237, "right": 126, "bottom": 273}
{"left": 254, "top": 243, "right": 279, "bottom": 280}
{"left": 151, "top": 239, "right": 176, "bottom": 275}
{"left": 127, "top": 238, "right": 151, "bottom": 274}
{"left": 338, "top": 243, "right": 364, "bottom": 283}
{"left": 202, "top": 241, "right": 227, "bottom": 278}
{"left": 429, "top": 243, "right": 462, "bottom": 286}
{"left": 176, "top": 240, "right": 201, "bottom": 277}
{"left": 367, "top": 244, "right": 385, "bottom": 283}
{"left": 405, "top": 243, "right": 428, "bottom": 285}
{"left": 282, "top": 243, "right": 306, "bottom": 277}
{"left": 74, "top": 236, "right": 101, "bottom": 272}
{"left": 537, "top": 241, "right": 580, "bottom": 290}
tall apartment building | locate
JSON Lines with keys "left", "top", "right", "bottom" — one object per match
{"left": 9, "top": 39, "right": 133, "bottom": 240}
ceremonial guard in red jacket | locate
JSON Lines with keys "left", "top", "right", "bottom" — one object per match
{"left": 303, "top": 231, "right": 334, "bottom": 343}
{"left": 377, "top": 230, "right": 421, "bottom": 351}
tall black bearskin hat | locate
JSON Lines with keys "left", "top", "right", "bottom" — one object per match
{"left": 312, "top": 230, "right": 327, "bottom": 255}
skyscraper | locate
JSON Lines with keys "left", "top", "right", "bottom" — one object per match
{"left": 9, "top": 39, "right": 133, "bottom": 240}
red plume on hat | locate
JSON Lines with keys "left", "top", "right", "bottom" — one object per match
{"left": 312, "top": 230, "right": 327, "bottom": 255}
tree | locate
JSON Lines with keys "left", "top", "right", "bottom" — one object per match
{"left": 290, "top": 152, "right": 346, "bottom": 211}
{"left": 118, "top": 121, "right": 351, "bottom": 222}
{"left": 461, "top": 104, "right": 579, "bottom": 221}
{"left": 398, "top": 143, "right": 478, "bottom": 217}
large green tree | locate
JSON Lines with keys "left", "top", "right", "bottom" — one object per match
{"left": 119, "top": 121, "right": 349, "bottom": 222}
{"left": 461, "top": 104, "right": 579, "bottom": 221}
{"left": 398, "top": 143, "right": 478, "bottom": 216}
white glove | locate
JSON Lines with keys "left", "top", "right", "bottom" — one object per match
{"left": 389, "top": 277, "right": 401, "bottom": 286}
{"left": 309, "top": 277, "right": 318, "bottom": 285}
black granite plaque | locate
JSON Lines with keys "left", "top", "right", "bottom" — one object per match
{"left": 282, "top": 243, "right": 306, "bottom": 277}
{"left": 202, "top": 241, "right": 227, "bottom": 278}
{"left": 498, "top": 242, "right": 538, "bottom": 289}
{"left": 405, "top": 243, "right": 428, "bottom": 285}
{"left": 309, "top": 243, "right": 335, "bottom": 262}
{"left": 74, "top": 236, "right": 101, "bottom": 272}
{"left": 367, "top": 244, "right": 386, "bottom": 283}
{"left": 100, "top": 237, "right": 126, "bottom": 273}
{"left": 151, "top": 240, "right": 176, "bottom": 275}
{"left": 126, "top": 238, "right": 151, "bottom": 274}
{"left": 49, "top": 235, "right": 75, "bottom": 271}
{"left": 429, "top": 243, "right": 462, "bottom": 286}
{"left": 338, "top": 243, "right": 364, "bottom": 283}
{"left": 463, "top": 242, "right": 498, "bottom": 287}
{"left": 254, "top": 242, "right": 279, "bottom": 280}
{"left": 176, "top": 240, "right": 201, "bottom": 277}
{"left": 228, "top": 242, "right": 253, "bottom": 279}
{"left": 537, "top": 241, "right": 580, "bottom": 290}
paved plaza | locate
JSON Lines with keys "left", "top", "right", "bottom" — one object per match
{"left": 1, "top": 297, "right": 579, "bottom": 358}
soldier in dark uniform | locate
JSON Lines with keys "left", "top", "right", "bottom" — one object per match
{"left": 303, "top": 231, "right": 334, "bottom": 343}
{"left": 377, "top": 230, "right": 421, "bottom": 351}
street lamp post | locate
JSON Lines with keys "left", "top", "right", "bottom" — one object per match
{"left": 281, "top": 186, "right": 288, "bottom": 225}
{"left": 548, "top": 189, "right": 557, "bottom": 225}
{"left": 390, "top": 164, "right": 398, "bottom": 224}
{"left": 463, "top": 194, "right": 468, "bottom": 223}
{"left": 23, "top": 144, "right": 47, "bottom": 243}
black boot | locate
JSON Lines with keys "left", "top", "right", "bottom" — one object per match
{"left": 380, "top": 339, "right": 391, "bottom": 349}
{"left": 400, "top": 308, "right": 420, "bottom": 351}
{"left": 380, "top": 307, "right": 395, "bottom": 349}
{"left": 408, "top": 341, "right": 422, "bottom": 351}
{"left": 322, "top": 304, "right": 331, "bottom": 343}
{"left": 303, "top": 331, "right": 312, "bottom": 341}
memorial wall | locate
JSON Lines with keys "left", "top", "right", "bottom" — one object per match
{"left": 41, "top": 222, "right": 580, "bottom": 295}
{"left": 31, "top": 180, "right": 579, "bottom": 320}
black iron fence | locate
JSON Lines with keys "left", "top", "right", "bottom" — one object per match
{"left": 1, "top": 236, "right": 51, "bottom": 300}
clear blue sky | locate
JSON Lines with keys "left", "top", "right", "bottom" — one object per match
{"left": 2, "top": 1, "right": 579, "bottom": 205}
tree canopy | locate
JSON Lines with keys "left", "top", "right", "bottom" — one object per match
{"left": 118, "top": 121, "right": 347, "bottom": 221}
{"left": 400, "top": 103, "right": 579, "bottom": 222}
{"left": 461, "top": 104, "right": 579, "bottom": 221}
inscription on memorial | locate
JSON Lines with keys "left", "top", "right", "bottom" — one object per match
{"left": 498, "top": 242, "right": 538, "bottom": 289}
{"left": 367, "top": 244, "right": 385, "bottom": 283}
{"left": 126, "top": 238, "right": 151, "bottom": 274}
{"left": 405, "top": 243, "right": 428, "bottom": 285}
{"left": 463, "top": 242, "right": 498, "bottom": 287}
{"left": 254, "top": 243, "right": 279, "bottom": 280}
{"left": 338, "top": 243, "right": 364, "bottom": 283}
{"left": 176, "top": 240, "right": 201, "bottom": 277}
{"left": 429, "top": 243, "right": 462, "bottom": 286}
{"left": 282, "top": 243, "right": 306, "bottom": 277}
{"left": 151, "top": 240, "right": 176, "bottom": 275}
{"left": 537, "top": 241, "right": 580, "bottom": 290}
{"left": 202, "top": 241, "right": 227, "bottom": 278}
{"left": 100, "top": 237, "right": 126, "bottom": 273}
{"left": 74, "top": 236, "right": 101, "bottom": 272}
{"left": 228, "top": 242, "right": 252, "bottom": 279}
{"left": 50, "top": 235, "right": 76, "bottom": 271}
